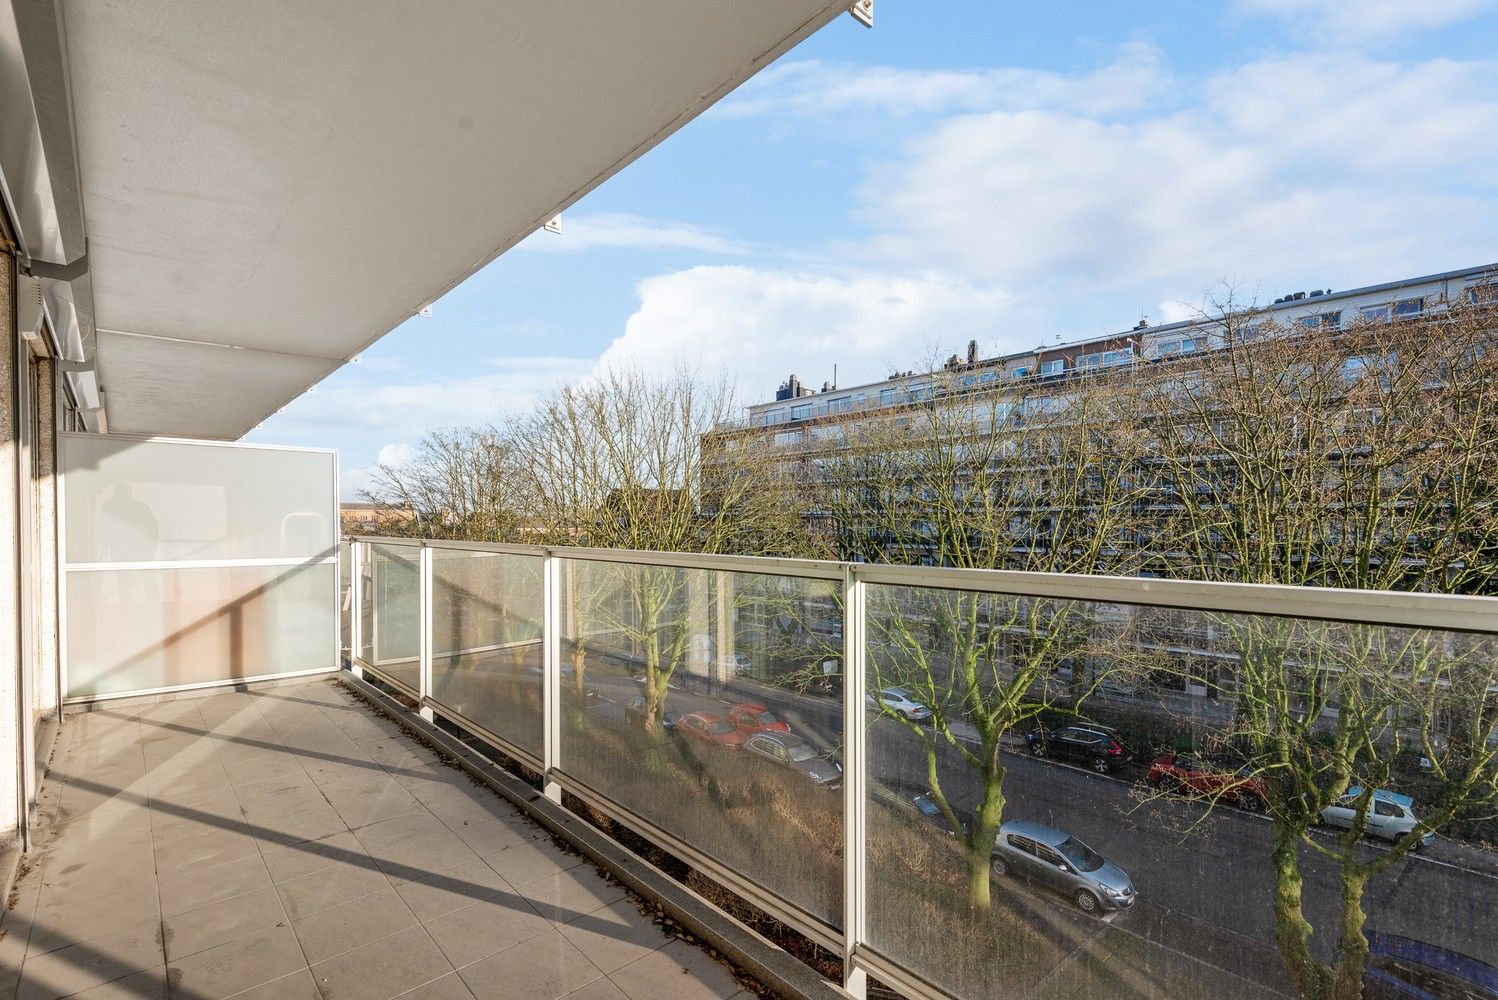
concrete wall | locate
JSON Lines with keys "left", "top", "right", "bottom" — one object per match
{"left": 1, "top": 241, "right": 20, "bottom": 850}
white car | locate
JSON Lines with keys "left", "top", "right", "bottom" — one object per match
{"left": 1320, "top": 788, "right": 1435, "bottom": 847}
{"left": 866, "top": 687, "right": 932, "bottom": 721}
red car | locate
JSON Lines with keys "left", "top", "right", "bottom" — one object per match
{"left": 727, "top": 703, "right": 791, "bottom": 736}
{"left": 1147, "top": 753, "right": 1267, "bottom": 811}
{"left": 677, "top": 712, "right": 750, "bottom": 749}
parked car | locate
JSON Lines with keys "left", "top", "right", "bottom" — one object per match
{"left": 866, "top": 687, "right": 932, "bottom": 722}
{"left": 676, "top": 712, "right": 749, "bottom": 749}
{"left": 625, "top": 695, "right": 677, "bottom": 732}
{"left": 743, "top": 731, "right": 841, "bottom": 786}
{"left": 1147, "top": 753, "right": 1267, "bottom": 811}
{"left": 1320, "top": 788, "right": 1435, "bottom": 848}
{"left": 1026, "top": 724, "right": 1130, "bottom": 774}
{"left": 990, "top": 819, "right": 1136, "bottom": 914}
{"left": 911, "top": 791, "right": 966, "bottom": 837}
{"left": 1361, "top": 931, "right": 1498, "bottom": 999}
{"left": 727, "top": 703, "right": 790, "bottom": 736}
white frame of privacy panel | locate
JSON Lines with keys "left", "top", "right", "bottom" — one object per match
{"left": 59, "top": 432, "right": 340, "bottom": 704}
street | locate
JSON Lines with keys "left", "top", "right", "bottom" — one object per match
{"left": 572, "top": 652, "right": 1498, "bottom": 996}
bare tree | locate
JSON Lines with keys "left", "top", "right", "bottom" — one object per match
{"left": 819, "top": 365, "right": 1154, "bottom": 910}
{"left": 1132, "top": 297, "right": 1498, "bottom": 999}
{"left": 362, "top": 426, "right": 532, "bottom": 542}
{"left": 513, "top": 366, "right": 818, "bottom": 726}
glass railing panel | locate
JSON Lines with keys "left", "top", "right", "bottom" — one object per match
{"left": 862, "top": 582, "right": 1498, "bottom": 1000}
{"left": 558, "top": 556, "right": 845, "bottom": 930}
{"left": 339, "top": 539, "right": 351, "bottom": 662}
{"left": 430, "top": 548, "right": 544, "bottom": 757}
{"left": 363, "top": 542, "right": 420, "bottom": 693}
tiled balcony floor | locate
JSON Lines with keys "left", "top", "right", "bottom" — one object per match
{"left": 0, "top": 679, "right": 758, "bottom": 1000}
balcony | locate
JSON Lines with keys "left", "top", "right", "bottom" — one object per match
{"left": 4, "top": 4, "right": 1498, "bottom": 1000}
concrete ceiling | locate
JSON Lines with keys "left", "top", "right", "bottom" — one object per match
{"left": 53, "top": 0, "right": 848, "bottom": 439}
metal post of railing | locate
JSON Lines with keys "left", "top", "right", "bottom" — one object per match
{"left": 349, "top": 541, "right": 364, "bottom": 680}
{"left": 418, "top": 543, "right": 434, "bottom": 722}
{"left": 842, "top": 565, "right": 868, "bottom": 1000}
{"left": 542, "top": 552, "right": 562, "bottom": 803}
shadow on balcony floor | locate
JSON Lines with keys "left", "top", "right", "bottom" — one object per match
{"left": 0, "top": 678, "right": 760, "bottom": 1000}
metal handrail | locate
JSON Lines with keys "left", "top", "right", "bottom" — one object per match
{"left": 347, "top": 534, "right": 1498, "bottom": 634}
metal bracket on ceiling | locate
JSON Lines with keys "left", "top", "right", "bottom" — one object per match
{"left": 849, "top": 0, "right": 873, "bottom": 28}
{"left": 21, "top": 238, "right": 89, "bottom": 282}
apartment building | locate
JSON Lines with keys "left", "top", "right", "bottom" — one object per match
{"left": 735, "top": 263, "right": 1498, "bottom": 434}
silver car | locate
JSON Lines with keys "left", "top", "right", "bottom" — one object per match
{"left": 990, "top": 819, "right": 1136, "bottom": 914}
{"left": 744, "top": 731, "right": 842, "bottom": 786}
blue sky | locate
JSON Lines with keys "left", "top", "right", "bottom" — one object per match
{"left": 246, "top": 0, "right": 1498, "bottom": 497}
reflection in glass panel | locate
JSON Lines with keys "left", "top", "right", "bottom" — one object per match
{"left": 430, "top": 549, "right": 544, "bottom": 757}
{"left": 66, "top": 562, "right": 335, "bottom": 699}
{"left": 558, "top": 558, "right": 845, "bottom": 929}
{"left": 366, "top": 543, "right": 420, "bottom": 692}
{"left": 863, "top": 583, "right": 1498, "bottom": 1000}
{"left": 62, "top": 435, "right": 335, "bottom": 562}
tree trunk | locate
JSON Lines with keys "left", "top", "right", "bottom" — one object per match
{"left": 1328, "top": 869, "right": 1370, "bottom": 1000}
{"left": 963, "top": 763, "right": 1006, "bottom": 912}
{"left": 642, "top": 606, "right": 665, "bottom": 736}
{"left": 965, "top": 840, "right": 992, "bottom": 911}
{"left": 1270, "top": 821, "right": 1329, "bottom": 998}
{"left": 570, "top": 642, "right": 587, "bottom": 697}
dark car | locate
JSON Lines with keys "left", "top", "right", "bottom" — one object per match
{"left": 1147, "top": 753, "right": 1267, "bottom": 811}
{"left": 625, "top": 695, "right": 677, "bottom": 732}
{"left": 743, "top": 731, "right": 842, "bottom": 786}
{"left": 677, "top": 712, "right": 749, "bottom": 749}
{"left": 1361, "top": 931, "right": 1498, "bottom": 999}
{"left": 1026, "top": 724, "right": 1130, "bottom": 774}
{"left": 911, "top": 792, "right": 966, "bottom": 837}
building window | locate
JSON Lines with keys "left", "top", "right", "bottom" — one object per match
{"left": 879, "top": 388, "right": 896, "bottom": 406}
{"left": 1078, "top": 348, "right": 1134, "bottom": 370}
{"left": 1393, "top": 297, "right": 1425, "bottom": 318}
{"left": 773, "top": 430, "right": 801, "bottom": 446}
{"left": 1361, "top": 304, "right": 1391, "bottom": 323}
{"left": 1012, "top": 366, "right": 1031, "bottom": 379}
{"left": 790, "top": 404, "right": 811, "bottom": 420}
{"left": 1299, "top": 311, "right": 1342, "bottom": 330}
{"left": 1038, "top": 359, "right": 1065, "bottom": 376}
{"left": 1235, "top": 324, "right": 1263, "bottom": 343}
{"left": 1468, "top": 283, "right": 1498, "bottom": 306}
{"left": 1157, "top": 338, "right": 1198, "bottom": 355}
{"left": 827, "top": 396, "right": 852, "bottom": 414}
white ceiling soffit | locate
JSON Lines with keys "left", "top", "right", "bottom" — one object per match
{"left": 61, "top": 0, "right": 849, "bottom": 439}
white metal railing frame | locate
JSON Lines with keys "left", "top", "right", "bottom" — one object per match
{"left": 343, "top": 533, "right": 1498, "bottom": 1000}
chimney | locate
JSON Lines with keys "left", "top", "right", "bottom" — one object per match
{"left": 967, "top": 339, "right": 978, "bottom": 364}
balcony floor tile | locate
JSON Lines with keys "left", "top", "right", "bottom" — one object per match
{"left": 11, "top": 678, "right": 750, "bottom": 1000}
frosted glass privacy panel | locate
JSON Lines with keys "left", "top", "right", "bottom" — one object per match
{"left": 63, "top": 435, "right": 336, "bottom": 563}
{"left": 66, "top": 563, "right": 336, "bottom": 699}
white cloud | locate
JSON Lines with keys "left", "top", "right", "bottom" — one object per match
{"left": 850, "top": 50, "right": 1498, "bottom": 308}
{"left": 1235, "top": 0, "right": 1495, "bottom": 38}
{"left": 375, "top": 443, "right": 420, "bottom": 467}
{"left": 272, "top": 354, "right": 593, "bottom": 443}
{"left": 716, "top": 42, "right": 1167, "bottom": 120}
{"left": 592, "top": 265, "right": 1010, "bottom": 402}
{"left": 514, "top": 213, "right": 748, "bottom": 256}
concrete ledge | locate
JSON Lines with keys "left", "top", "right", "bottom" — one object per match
{"left": 337, "top": 671, "right": 849, "bottom": 1000}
